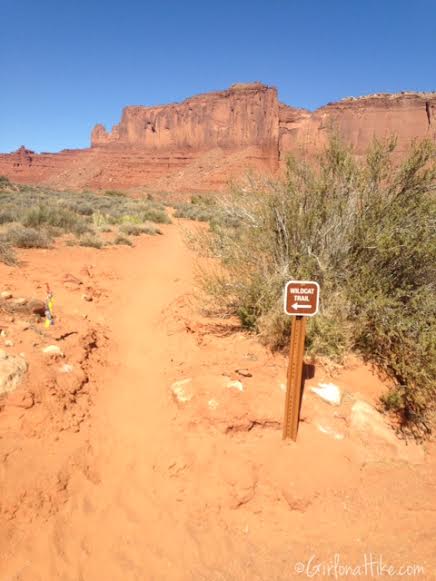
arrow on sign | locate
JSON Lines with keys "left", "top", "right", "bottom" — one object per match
{"left": 291, "top": 303, "right": 311, "bottom": 311}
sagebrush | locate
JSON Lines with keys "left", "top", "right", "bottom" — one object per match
{"left": 195, "top": 137, "right": 436, "bottom": 435}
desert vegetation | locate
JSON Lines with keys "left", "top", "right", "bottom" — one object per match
{"left": 0, "top": 180, "right": 171, "bottom": 261}
{"left": 193, "top": 137, "right": 436, "bottom": 436}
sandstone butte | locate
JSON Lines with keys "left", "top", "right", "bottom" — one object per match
{"left": 0, "top": 82, "right": 435, "bottom": 194}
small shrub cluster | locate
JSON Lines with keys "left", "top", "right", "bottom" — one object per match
{"left": 195, "top": 137, "right": 436, "bottom": 435}
{"left": 0, "top": 184, "right": 172, "bottom": 256}
{"left": 5, "top": 225, "right": 52, "bottom": 249}
{"left": 114, "top": 235, "right": 133, "bottom": 246}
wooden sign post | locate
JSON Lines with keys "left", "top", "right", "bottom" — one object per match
{"left": 283, "top": 281, "right": 320, "bottom": 441}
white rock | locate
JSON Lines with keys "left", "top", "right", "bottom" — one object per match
{"left": 4, "top": 340, "right": 14, "bottom": 347}
{"left": 170, "top": 378, "right": 193, "bottom": 403}
{"left": 0, "top": 349, "right": 8, "bottom": 360}
{"left": 59, "top": 363, "right": 74, "bottom": 373}
{"left": 0, "top": 352, "right": 28, "bottom": 395}
{"left": 42, "top": 345, "right": 64, "bottom": 357}
{"left": 208, "top": 399, "right": 219, "bottom": 410}
{"left": 226, "top": 380, "right": 244, "bottom": 392}
{"left": 279, "top": 382, "right": 286, "bottom": 392}
{"left": 316, "top": 423, "right": 345, "bottom": 440}
{"left": 1, "top": 291, "right": 13, "bottom": 299}
{"left": 310, "top": 383, "right": 342, "bottom": 406}
{"left": 349, "top": 400, "right": 424, "bottom": 463}
{"left": 12, "top": 298, "right": 27, "bottom": 306}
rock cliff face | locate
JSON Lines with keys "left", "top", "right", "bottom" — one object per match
{"left": 0, "top": 84, "right": 435, "bottom": 193}
{"left": 92, "top": 83, "right": 279, "bottom": 153}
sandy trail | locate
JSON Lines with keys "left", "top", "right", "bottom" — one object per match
{"left": 1, "top": 223, "right": 435, "bottom": 581}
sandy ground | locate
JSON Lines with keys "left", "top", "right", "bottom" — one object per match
{"left": 0, "top": 222, "right": 435, "bottom": 581}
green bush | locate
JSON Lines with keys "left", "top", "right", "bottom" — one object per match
{"left": 196, "top": 137, "right": 436, "bottom": 435}
{"left": 142, "top": 207, "right": 172, "bottom": 224}
{"left": 5, "top": 226, "right": 52, "bottom": 248}
{"left": 119, "top": 223, "right": 145, "bottom": 236}
{"left": 0, "top": 239, "right": 17, "bottom": 265}
{"left": 78, "top": 234, "right": 104, "bottom": 249}
{"left": 23, "top": 204, "right": 89, "bottom": 235}
{"left": 114, "top": 235, "right": 133, "bottom": 246}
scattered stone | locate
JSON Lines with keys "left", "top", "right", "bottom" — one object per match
{"left": 310, "top": 383, "right": 342, "bottom": 406}
{"left": 208, "top": 399, "right": 219, "bottom": 410}
{"left": 226, "top": 379, "right": 244, "bottom": 392}
{"left": 350, "top": 400, "right": 424, "bottom": 463}
{"left": 42, "top": 345, "right": 64, "bottom": 357}
{"left": 28, "top": 299, "right": 46, "bottom": 316}
{"left": 12, "top": 298, "right": 27, "bottom": 306}
{"left": 316, "top": 423, "right": 345, "bottom": 440}
{"left": 59, "top": 363, "right": 74, "bottom": 374}
{"left": 82, "top": 294, "right": 93, "bottom": 302}
{"left": 236, "top": 369, "right": 252, "bottom": 378}
{"left": 0, "top": 351, "right": 28, "bottom": 395}
{"left": 1, "top": 291, "right": 13, "bottom": 299}
{"left": 4, "top": 340, "right": 14, "bottom": 347}
{"left": 170, "top": 378, "right": 194, "bottom": 404}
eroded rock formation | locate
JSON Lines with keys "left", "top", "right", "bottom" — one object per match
{"left": 0, "top": 84, "right": 435, "bottom": 193}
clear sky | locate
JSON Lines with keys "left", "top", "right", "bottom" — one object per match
{"left": 1, "top": 0, "right": 435, "bottom": 153}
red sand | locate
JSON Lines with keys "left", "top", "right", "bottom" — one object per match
{"left": 0, "top": 222, "right": 435, "bottom": 580}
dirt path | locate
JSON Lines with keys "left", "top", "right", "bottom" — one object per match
{"left": 1, "top": 223, "right": 435, "bottom": 581}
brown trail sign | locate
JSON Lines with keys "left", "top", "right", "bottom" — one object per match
{"left": 282, "top": 281, "right": 320, "bottom": 441}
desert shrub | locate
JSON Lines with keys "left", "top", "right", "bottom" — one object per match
{"left": 22, "top": 204, "right": 89, "bottom": 235}
{"left": 98, "top": 225, "right": 112, "bottom": 233}
{"left": 105, "top": 189, "right": 126, "bottom": 197}
{"left": 120, "top": 223, "right": 162, "bottom": 236}
{"left": 78, "top": 234, "right": 104, "bottom": 249}
{"left": 0, "top": 210, "right": 17, "bottom": 224}
{"left": 114, "top": 235, "right": 133, "bottom": 246}
{"left": 0, "top": 239, "right": 17, "bottom": 265}
{"left": 142, "top": 207, "right": 172, "bottom": 224}
{"left": 174, "top": 203, "right": 215, "bottom": 222}
{"left": 197, "top": 137, "right": 436, "bottom": 435}
{"left": 5, "top": 226, "right": 52, "bottom": 248}
{"left": 0, "top": 175, "right": 12, "bottom": 189}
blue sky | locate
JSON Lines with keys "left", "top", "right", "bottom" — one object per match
{"left": 1, "top": 0, "right": 435, "bottom": 153}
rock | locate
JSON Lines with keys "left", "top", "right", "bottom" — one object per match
{"left": 4, "top": 340, "right": 14, "bottom": 347}
{"left": 12, "top": 298, "right": 27, "bottom": 306}
{"left": 59, "top": 363, "right": 74, "bottom": 374}
{"left": 1, "top": 291, "right": 13, "bottom": 299}
{"left": 170, "top": 378, "right": 194, "bottom": 404}
{"left": 310, "top": 383, "right": 342, "bottom": 406}
{"left": 316, "top": 423, "right": 345, "bottom": 440}
{"left": 0, "top": 352, "right": 28, "bottom": 395}
{"left": 15, "top": 321, "right": 30, "bottom": 331}
{"left": 0, "top": 349, "right": 8, "bottom": 360}
{"left": 350, "top": 400, "right": 424, "bottom": 463}
{"left": 28, "top": 299, "right": 46, "bottom": 316}
{"left": 0, "top": 87, "right": 434, "bottom": 194}
{"left": 207, "top": 399, "right": 219, "bottom": 410}
{"left": 236, "top": 369, "right": 252, "bottom": 378}
{"left": 42, "top": 345, "right": 64, "bottom": 357}
{"left": 82, "top": 294, "right": 93, "bottom": 302}
{"left": 226, "top": 380, "right": 244, "bottom": 392}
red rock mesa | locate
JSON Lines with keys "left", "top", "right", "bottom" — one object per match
{"left": 0, "top": 83, "right": 435, "bottom": 193}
